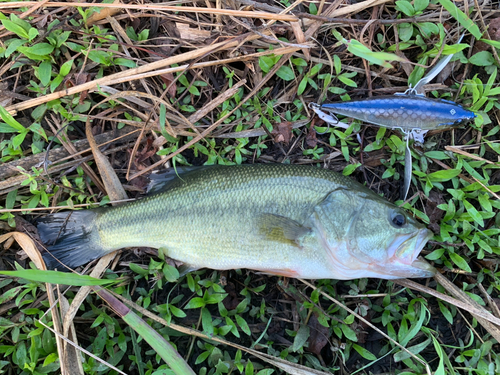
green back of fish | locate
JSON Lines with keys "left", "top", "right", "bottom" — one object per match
{"left": 95, "top": 164, "right": 367, "bottom": 272}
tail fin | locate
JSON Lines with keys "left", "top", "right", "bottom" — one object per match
{"left": 36, "top": 210, "right": 107, "bottom": 270}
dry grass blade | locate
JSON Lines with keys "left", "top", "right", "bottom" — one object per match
{"left": 394, "top": 277, "right": 500, "bottom": 343}
{"left": 0, "top": 2, "right": 299, "bottom": 21}
{"left": 4, "top": 33, "right": 263, "bottom": 114}
{"left": 127, "top": 77, "right": 246, "bottom": 179}
{"left": 58, "top": 295, "right": 84, "bottom": 375}
{"left": 0, "top": 235, "right": 123, "bottom": 374}
{"left": 46, "top": 118, "right": 107, "bottom": 193}
{"left": 290, "top": 21, "right": 310, "bottom": 60}
{"left": 110, "top": 290, "right": 332, "bottom": 375}
{"left": 444, "top": 146, "right": 500, "bottom": 200}
{"left": 328, "top": 0, "right": 393, "bottom": 17}
{"left": 129, "top": 53, "right": 292, "bottom": 180}
{"left": 0, "top": 233, "right": 71, "bottom": 375}
{"left": 0, "top": 199, "right": 135, "bottom": 214}
{"left": 93, "top": 288, "right": 196, "bottom": 374}
{"left": 298, "top": 279, "right": 433, "bottom": 375}
{"left": 0, "top": 126, "right": 135, "bottom": 181}
{"left": 57, "top": 104, "right": 133, "bottom": 342}
{"left": 188, "top": 80, "right": 248, "bottom": 124}
{"left": 445, "top": 145, "right": 500, "bottom": 166}
{"left": 100, "top": 46, "right": 306, "bottom": 87}
{"left": 36, "top": 317, "right": 127, "bottom": 375}
{"left": 216, "top": 119, "right": 309, "bottom": 138}
{"left": 304, "top": 0, "right": 391, "bottom": 38}
{"left": 0, "top": 140, "right": 138, "bottom": 196}
{"left": 61, "top": 253, "right": 118, "bottom": 339}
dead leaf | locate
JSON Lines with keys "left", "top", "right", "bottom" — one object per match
{"left": 489, "top": 18, "right": 500, "bottom": 41}
{"left": 176, "top": 23, "right": 211, "bottom": 42}
{"left": 307, "top": 314, "right": 330, "bottom": 355}
{"left": 222, "top": 282, "right": 240, "bottom": 310}
{"left": 475, "top": 17, "right": 500, "bottom": 52}
{"left": 159, "top": 73, "right": 177, "bottom": 97}
{"left": 0, "top": 232, "right": 46, "bottom": 270}
{"left": 476, "top": 258, "right": 499, "bottom": 271}
{"left": 290, "top": 21, "right": 310, "bottom": 60}
{"left": 272, "top": 121, "right": 293, "bottom": 144}
{"left": 426, "top": 190, "right": 445, "bottom": 234}
{"left": 85, "top": 107, "right": 128, "bottom": 203}
{"left": 86, "top": 0, "right": 122, "bottom": 26}
{"left": 354, "top": 300, "right": 371, "bottom": 344}
{"left": 306, "top": 128, "right": 317, "bottom": 148}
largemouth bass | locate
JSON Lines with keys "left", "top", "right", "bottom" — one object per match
{"left": 37, "top": 164, "right": 435, "bottom": 280}
{"left": 318, "top": 95, "right": 476, "bottom": 131}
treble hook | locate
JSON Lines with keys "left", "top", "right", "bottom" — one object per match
{"left": 309, "top": 102, "right": 350, "bottom": 134}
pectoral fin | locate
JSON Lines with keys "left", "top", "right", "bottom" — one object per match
{"left": 257, "top": 213, "right": 311, "bottom": 246}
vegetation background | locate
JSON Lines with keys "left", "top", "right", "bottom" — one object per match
{"left": 0, "top": 0, "right": 499, "bottom": 374}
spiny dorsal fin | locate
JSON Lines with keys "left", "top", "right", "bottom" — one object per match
{"left": 147, "top": 165, "right": 215, "bottom": 195}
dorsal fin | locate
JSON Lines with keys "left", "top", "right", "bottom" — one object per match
{"left": 147, "top": 165, "right": 213, "bottom": 195}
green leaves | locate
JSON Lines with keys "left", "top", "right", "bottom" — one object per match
{"left": 0, "top": 105, "right": 26, "bottom": 133}
{"left": 18, "top": 43, "right": 54, "bottom": 57}
{"left": 38, "top": 61, "right": 52, "bottom": 86}
{"left": 48, "top": 59, "right": 73, "bottom": 92}
{"left": 469, "top": 51, "right": 495, "bottom": 67}
{"left": 449, "top": 252, "right": 472, "bottom": 272}
{"left": 258, "top": 54, "right": 281, "bottom": 73}
{"left": 185, "top": 290, "right": 227, "bottom": 309}
{"left": 291, "top": 324, "right": 310, "bottom": 352}
{"left": 0, "top": 270, "right": 115, "bottom": 286}
{"left": 395, "top": 1, "right": 416, "bottom": 17}
{"left": 463, "top": 199, "right": 484, "bottom": 227}
{"left": 396, "top": 0, "right": 429, "bottom": 16}
{"left": 177, "top": 73, "right": 206, "bottom": 96}
{"left": 276, "top": 66, "right": 295, "bottom": 81}
{"left": 1, "top": 15, "right": 37, "bottom": 41}
{"left": 344, "top": 39, "right": 405, "bottom": 68}
{"left": 297, "top": 63, "right": 322, "bottom": 95}
{"left": 352, "top": 344, "right": 377, "bottom": 360}
{"left": 162, "top": 264, "right": 180, "bottom": 282}
{"left": 437, "top": 0, "right": 482, "bottom": 39}
{"left": 427, "top": 168, "right": 461, "bottom": 182}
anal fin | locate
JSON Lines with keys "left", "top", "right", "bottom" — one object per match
{"left": 178, "top": 264, "right": 200, "bottom": 277}
{"left": 255, "top": 268, "right": 300, "bottom": 278}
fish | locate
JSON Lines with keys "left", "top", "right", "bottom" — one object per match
{"left": 319, "top": 95, "right": 476, "bottom": 131}
{"left": 36, "top": 164, "right": 436, "bottom": 280}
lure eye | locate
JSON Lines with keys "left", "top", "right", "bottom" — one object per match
{"left": 390, "top": 210, "right": 406, "bottom": 228}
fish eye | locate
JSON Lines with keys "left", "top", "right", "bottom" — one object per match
{"left": 390, "top": 210, "right": 406, "bottom": 228}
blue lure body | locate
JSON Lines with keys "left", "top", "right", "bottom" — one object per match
{"left": 320, "top": 95, "right": 476, "bottom": 131}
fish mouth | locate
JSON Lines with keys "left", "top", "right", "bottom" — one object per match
{"left": 394, "top": 228, "right": 436, "bottom": 277}
{"left": 397, "top": 228, "right": 432, "bottom": 262}
{"left": 370, "top": 229, "right": 436, "bottom": 279}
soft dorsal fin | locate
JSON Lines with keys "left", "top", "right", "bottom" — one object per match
{"left": 257, "top": 213, "right": 311, "bottom": 245}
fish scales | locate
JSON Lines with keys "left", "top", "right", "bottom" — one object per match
{"left": 98, "top": 165, "right": 340, "bottom": 271}
{"left": 320, "top": 95, "right": 476, "bottom": 130}
{"left": 37, "top": 164, "right": 435, "bottom": 280}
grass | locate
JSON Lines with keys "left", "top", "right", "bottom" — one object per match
{"left": 0, "top": 0, "right": 500, "bottom": 374}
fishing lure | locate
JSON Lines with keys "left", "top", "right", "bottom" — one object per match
{"left": 309, "top": 34, "right": 475, "bottom": 199}
{"left": 310, "top": 95, "right": 476, "bottom": 199}
{"left": 316, "top": 95, "right": 475, "bottom": 130}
